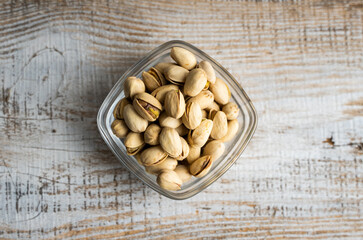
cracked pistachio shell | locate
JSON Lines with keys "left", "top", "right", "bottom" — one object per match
{"left": 159, "top": 112, "right": 182, "bottom": 128}
{"left": 190, "top": 155, "right": 213, "bottom": 178}
{"left": 220, "top": 119, "right": 239, "bottom": 142}
{"left": 210, "top": 111, "right": 228, "bottom": 140}
{"left": 201, "top": 110, "right": 208, "bottom": 119}
{"left": 174, "top": 165, "right": 192, "bottom": 183}
{"left": 157, "top": 170, "right": 183, "bottom": 191}
{"left": 205, "top": 101, "right": 220, "bottom": 112}
{"left": 124, "top": 76, "right": 145, "bottom": 99}
{"left": 154, "top": 62, "right": 176, "bottom": 73}
{"left": 164, "top": 90, "right": 185, "bottom": 119}
{"left": 186, "top": 145, "right": 201, "bottom": 164}
{"left": 203, "top": 140, "right": 225, "bottom": 161}
{"left": 144, "top": 124, "right": 161, "bottom": 146}
{"left": 124, "top": 132, "right": 145, "bottom": 155}
{"left": 175, "top": 124, "right": 189, "bottom": 136}
{"left": 188, "top": 90, "right": 214, "bottom": 109}
{"left": 188, "top": 119, "right": 213, "bottom": 147}
{"left": 160, "top": 128, "right": 182, "bottom": 158}
{"left": 140, "top": 146, "right": 168, "bottom": 166}
{"left": 111, "top": 119, "right": 129, "bottom": 138}
{"left": 113, "top": 98, "right": 130, "bottom": 120}
{"left": 182, "top": 101, "right": 202, "bottom": 130}
{"left": 142, "top": 67, "right": 166, "bottom": 92}
{"left": 151, "top": 85, "right": 179, "bottom": 104}
{"left": 209, "top": 77, "right": 231, "bottom": 105}
{"left": 222, "top": 102, "right": 239, "bottom": 120}
{"left": 133, "top": 92, "right": 162, "bottom": 122}
{"left": 198, "top": 61, "right": 216, "bottom": 84}
{"left": 164, "top": 65, "right": 189, "bottom": 85}
{"left": 183, "top": 68, "right": 208, "bottom": 97}
{"left": 175, "top": 137, "right": 190, "bottom": 160}
{"left": 145, "top": 157, "right": 178, "bottom": 176}
{"left": 123, "top": 104, "right": 148, "bottom": 133}
{"left": 170, "top": 47, "right": 197, "bottom": 70}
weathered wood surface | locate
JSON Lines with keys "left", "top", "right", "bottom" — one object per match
{"left": 0, "top": 0, "right": 362, "bottom": 239}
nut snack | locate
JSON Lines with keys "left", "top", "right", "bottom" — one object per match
{"left": 110, "top": 47, "right": 241, "bottom": 191}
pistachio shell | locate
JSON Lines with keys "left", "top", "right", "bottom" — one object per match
{"left": 145, "top": 157, "right": 178, "bottom": 175}
{"left": 164, "top": 90, "right": 185, "bottom": 119}
{"left": 174, "top": 165, "right": 192, "bottom": 183}
{"left": 157, "top": 170, "right": 183, "bottom": 191}
{"left": 170, "top": 47, "right": 197, "bottom": 70}
{"left": 187, "top": 119, "right": 213, "bottom": 147}
{"left": 159, "top": 112, "right": 182, "bottom": 128}
{"left": 154, "top": 62, "right": 176, "bottom": 73}
{"left": 222, "top": 102, "right": 239, "bottom": 120}
{"left": 209, "top": 77, "right": 231, "bottom": 105}
{"left": 201, "top": 110, "right": 208, "bottom": 119}
{"left": 220, "top": 119, "right": 239, "bottom": 142}
{"left": 124, "top": 76, "right": 145, "bottom": 99}
{"left": 186, "top": 145, "right": 201, "bottom": 164}
{"left": 151, "top": 85, "right": 179, "bottom": 104}
{"left": 198, "top": 61, "right": 216, "bottom": 84}
{"left": 182, "top": 101, "right": 202, "bottom": 130}
{"left": 133, "top": 92, "right": 162, "bottom": 121}
{"left": 202, "top": 140, "right": 225, "bottom": 161}
{"left": 210, "top": 111, "right": 228, "bottom": 140}
{"left": 190, "top": 155, "right": 213, "bottom": 178}
{"left": 183, "top": 68, "right": 208, "bottom": 97}
{"left": 124, "top": 132, "right": 145, "bottom": 155}
{"left": 113, "top": 98, "right": 130, "bottom": 120}
{"left": 164, "top": 65, "right": 189, "bottom": 85}
{"left": 144, "top": 124, "right": 161, "bottom": 145}
{"left": 142, "top": 67, "right": 166, "bottom": 92}
{"left": 159, "top": 128, "right": 182, "bottom": 157}
{"left": 188, "top": 90, "right": 214, "bottom": 109}
{"left": 111, "top": 119, "right": 129, "bottom": 138}
{"left": 140, "top": 146, "right": 168, "bottom": 166}
{"left": 175, "top": 137, "right": 190, "bottom": 160}
{"left": 205, "top": 101, "right": 220, "bottom": 112}
{"left": 175, "top": 124, "right": 189, "bottom": 136}
{"left": 123, "top": 104, "right": 148, "bottom": 133}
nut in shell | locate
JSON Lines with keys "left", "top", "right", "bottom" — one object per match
{"left": 123, "top": 104, "right": 148, "bottom": 133}
{"left": 220, "top": 119, "right": 239, "bottom": 142}
{"left": 154, "top": 62, "right": 176, "bottom": 73}
{"left": 183, "top": 68, "right": 207, "bottom": 97}
{"left": 159, "top": 112, "right": 182, "bottom": 128}
{"left": 159, "top": 128, "right": 182, "bottom": 157}
{"left": 203, "top": 140, "right": 225, "bottom": 161}
{"left": 222, "top": 102, "right": 239, "bottom": 120}
{"left": 209, "top": 77, "right": 231, "bottom": 105}
{"left": 187, "top": 119, "right": 213, "bottom": 147}
{"left": 188, "top": 90, "right": 214, "bottom": 109}
{"left": 124, "top": 76, "right": 145, "bottom": 99}
{"left": 124, "top": 132, "right": 145, "bottom": 155}
{"left": 210, "top": 111, "right": 228, "bottom": 140}
{"left": 151, "top": 85, "right": 179, "bottom": 104}
{"left": 198, "top": 61, "right": 216, "bottom": 84}
{"left": 113, "top": 98, "right": 130, "bottom": 120}
{"left": 186, "top": 145, "right": 201, "bottom": 164}
{"left": 145, "top": 157, "right": 177, "bottom": 175}
{"left": 205, "top": 101, "right": 220, "bottom": 112}
{"left": 170, "top": 47, "right": 197, "bottom": 70}
{"left": 142, "top": 67, "right": 166, "bottom": 92}
{"left": 157, "top": 170, "right": 183, "bottom": 191}
{"left": 164, "top": 65, "right": 189, "bottom": 85}
{"left": 140, "top": 146, "right": 168, "bottom": 166}
{"left": 144, "top": 124, "right": 161, "bottom": 145}
{"left": 111, "top": 119, "right": 129, "bottom": 138}
{"left": 174, "top": 165, "right": 192, "bottom": 183}
{"left": 164, "top": 90, "right": 185, "bottom": 119}
{"left": 182, "top": 101, "right": 202, "bottom": 130}
{"left": 190, "top": 155, "right": 213, "bottom": 178}
{"left": 175, "top": 137, "right": 190, "bottom": 160}
{"left": 133, "top": 92, "right": 163, "bottom": 121}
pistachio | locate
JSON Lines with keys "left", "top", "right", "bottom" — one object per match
{"left": 187, "top": 119, "right": 213, "bottom": 147}
{"left": 134, "top": 153, "right": 143, "bottom": 165}
{"left": 124, "top": 132, "right": 145, "bottom": 155}
{"left": 111, "top": 119, "right": 129, "bottom": 138}
{"left": 182, "top": 101, "right": 202, "bottom": 130}
{"left": 203, "top": 140, "right": 225, "bottom": 161}
{"left": 170, "top": 47, "right": 197, "bottom": 70}
{"left": 188, "top": 90, "right": 214, "bottom": 109}
{"left": 157, "top": 170, "right": 183, "bottom": 191}
{"left": 222, "top": 102, "right": 239, "bottom": 120}
{"left": 154, "top": 62, "right": 176, "bottom": 73}
{"left": 190, "top": 155, "right": 213, "bottom": 178}
{"left": 164, "top": 90, "right": 185, "bottom": 119}
{"left": 175, "top": 137, "right": 190, "bottom": 160}
{"left": 184, "top": 68, "right": 207, "bottom": 97}
{"left": 133, "top": 92, "right": 162, "bottom": 121}
{"left": 201, "top": 110, "right": 208, "bottom": 119}
{"left": 124, "top": 76, "right": 145, "bottom": 99}
{"left": 198, "top": 61, "right": 216, "bottom": 84}
{"left": 209, "top": 77, "right": 231, "bottom": 105}
{"left": 205, "top": 101, "right": 220, "bottom": 112}
{"left": 186, "top": 145, "right": 201, "bottom": 164}
{"left": 142, "top": 67, "right": 166, "bottom": 92}
{"left": 210, "top": 111, "right": 228, "bottom": 140}
{"left": 144, "top": 124, "right": 161, "bottom": 145}
{"left": 174, "top": 165, "right": 192, "bottom": 183}
{"left": 175, "top": 124, "right": 189, "bottom": 136}
{"left": 151, "top": 85, "right": 179, "bottom": 104}
{"left": 145, "top": 157, "right": 177, "bottom": 175}
{"left": 113, "top": 98, "right": 130, "bottom": 120}
{"left": 123, "top": 104, "right": 148, "bottom": 133}
{"left": 220, "top": 119, "right": 239, "bottom": 142}
{"left": 140, "top": 146, "right": 168, "bottom": 166}
{"left": 159, "top": 128, "right": 182, "bottom": 157}
{"left": 159, "top": 112, "right": 182, "bottom": 128}
{"left": 164, "top": 65, "right": 189, "bottom": 85}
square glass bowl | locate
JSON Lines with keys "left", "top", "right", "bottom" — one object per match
{"left": 97, "top": 40, "right": 257, "bottom": 200}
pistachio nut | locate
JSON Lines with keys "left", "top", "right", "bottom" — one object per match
{"left": 123, "top": 104, "right": 148, "bottom": 133}
{"left": 208, "top": 109, "right": 218, "bottom": 120}
{"left": 157, "top": 170, "right": 183, "bottom": 191}
{"left": 151, "top": 85, "right": 179, "bottom": 104}
{"left": 145, "top": 157, "right": 177, "bottom": 176}
{"left": 188, "top": 90, "right": 214, "bottom": 109}
{"left": 187, "top": 119, "right": 213, "bottom": 147}
{"left": 142, "top": 67, "right": 166, "bottom": 92}
{"left": 186, "top": 145, "right": 201, "bottom": 164}
{"left": 134, "top": 153, "right": 143, "bottom": 165}
{"left": 175, "top": 124, "right": 189, "bottom": 136}
{"left": 133, "top": 92, "right": 162, "bottom": 121}
{"left": 170, "top": 47, "right": 197, "bottom": 70}
{"left": 124, "top": 76, "right": 145, "bottom": 99}
{"left": 210, "top": 111, "right": 228, "bottom": 140}
{"left": 209, "top": 77, "right": 231, "bottom": 105}
{"left": 175, "top": 137, "right": 190, "bottom": 160}
{"left": 164, "top": 90, "right": 185, "bottom": 119}
{"left": 144, "top": 124, "right": 161, "bottom": 145}
{"left": 164, "top": 65, "right": 189, "bottom": 85}
{"left": 205, "top": 101, "right": 220, "bottom": 112}
{"left": 111, "top": 119, "right": 129, "bottom": 138}
{"left": 220, "top": 119, "right": 239, "bottom": 142}
{"left": 154, "top": 62, "right": 176, "bottom": 73}
{"left": 201, "top": 110, "right": 208, "bottom": 119}
{"left": 190, "top": 155, "right": 213, "bottom": 178}
{"left": 202, "top": 140, "right": 225, "bottom": 161}
{"left": 183, "top": 68, "right": 207, "bottom": 97}
{"left": 159, "top": 128, "right": 182, "bottom": 157}
{"left": 159, "top": 112, "right": 182, "bottom": 128}
{"left": 174, "top": 165, "right": 192, "bottom": 183}
{"left": 140, "top": 146, "right": 168, "bottom": 166}
{"left": 182, "top": 101, "right": 202, "bottom": 130}
{"left": 198, "top": 61, "right": 216, "bottom": 84}
{"left": 222, "top": 102, "right": 239, "bottom": 120}
{"left": 113, "top": 98, "right": 130, "bottom": 120}
{"left": 124, "top": 132, "right": 145, "bottom": 155}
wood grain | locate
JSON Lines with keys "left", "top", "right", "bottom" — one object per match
{"left": 0, "top": 0, "right": 362, "bottom": 239}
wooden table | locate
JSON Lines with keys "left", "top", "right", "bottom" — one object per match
{"left": 1, "top": 0, "right": 362, "bottom": 239}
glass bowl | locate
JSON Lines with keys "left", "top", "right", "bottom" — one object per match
{"left": 97, "top": 40, "right": 257, "bottom": 200}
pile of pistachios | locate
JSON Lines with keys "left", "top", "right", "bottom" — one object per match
{"left": 111, "top": 47, "right": 240, "bottom": 191}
